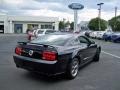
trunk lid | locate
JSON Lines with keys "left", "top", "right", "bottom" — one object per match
{"left": 18, "top": 42, "right": 57, "bottom": 60}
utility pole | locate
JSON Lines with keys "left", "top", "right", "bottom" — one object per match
{"left": 114, "top": 7, "right": 117, "bottom": 31}
{"left": 97, "top": 3, "right": 104, "bottom": 31}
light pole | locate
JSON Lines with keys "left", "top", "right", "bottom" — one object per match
{"left": 97, "top": 3, "right": 104, "bottom": 31}
{"left": 114, "top": 6, "right": 117, "bottom": 31}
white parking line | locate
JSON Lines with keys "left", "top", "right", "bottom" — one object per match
{"left": 102, "top": 51, "right": 120, "bottom": 59}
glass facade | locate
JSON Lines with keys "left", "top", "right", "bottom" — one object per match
{"left": 41, "top": 24, "right": 53, "bottom": 29}
{"left": 14, "top": 24, "right": 23, "bottom": 33}
{"left": 0, "top": 25, "right": 4, "bottom": 33}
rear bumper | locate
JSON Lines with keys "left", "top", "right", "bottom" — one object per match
{"left": 13, "top": 55, "right": 65, "bottom": 76}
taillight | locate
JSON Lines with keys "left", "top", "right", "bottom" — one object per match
{"left": 42, "top": 51, "right": 57, "bottom": 61}
{"left": 15, "top": 47, "right": 22, "bottom": 55}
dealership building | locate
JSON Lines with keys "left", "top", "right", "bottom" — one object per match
{"left": 0, "top": 15, "right": 59, "bottom": 34}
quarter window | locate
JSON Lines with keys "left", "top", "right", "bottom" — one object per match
{"left": 67, "top": 38, "right": 80, "bottom": 46}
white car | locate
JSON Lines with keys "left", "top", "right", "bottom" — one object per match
{"left": 90, "top": 31, "right": 98, "bottom": 38}
{"left": 96, "top": 31, "right": 106, "bottom": 39}
{"left": 96, "top": 30, "right": 113, "bottom": 39}
{"left": 35, "top": 29, "right": 57, "bottom": 37}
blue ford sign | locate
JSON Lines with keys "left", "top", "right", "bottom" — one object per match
{"left": 68, "top": 3, "right": 84, "bottom": 10}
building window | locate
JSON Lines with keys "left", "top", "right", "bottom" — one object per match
{"left": 14, "top": 24, "right": 23, "bottom": 34}
{"left": 41, "top": 24, "right": 53, "bottom": 29}
{"left": 0, "top": 25, "right": 4, "bottom": 33}
{"left": 27, "top": 24, "right": 38, "bottom": 30}
{"left": 41, "top": 25, "right": 45, "bottom": 29}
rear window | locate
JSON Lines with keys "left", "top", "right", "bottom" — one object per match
{"left": 31, "top": 35, "right": 71, "bottom": 46}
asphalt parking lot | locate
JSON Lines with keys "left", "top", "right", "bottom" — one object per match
{"left": 0, "top": 34, "right": 120, "bottom": 90}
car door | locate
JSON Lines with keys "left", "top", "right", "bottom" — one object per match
{"left": 78, "top": 36, "right": 96, "bottom": 63}
{"left": 66, "top": 37, "right": 89, "bottom": 64}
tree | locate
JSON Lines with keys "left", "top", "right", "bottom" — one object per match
{"left": 109, "top": 15, "right": 120, "bottom": 31}
{"left": 70, "top": 22, "right": 74, "bottom": 30}
{"left": 65, "top": 21, "right": 70, "bottom": 27}
{"left": 59, "top": 20, "right": 74, "bottom": 30}
{"left": 59, "top": 21, "right": 65, "bottom": 30}
{"left": 88, "top": 17, "right": 107, "bottom": 31}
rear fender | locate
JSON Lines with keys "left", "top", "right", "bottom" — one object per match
{"left": 71, "top": 49, "right": 82, "bottom": 64}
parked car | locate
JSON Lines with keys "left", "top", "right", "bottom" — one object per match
{"left": 13, "top": 33, "right": 101, "bottom": 79}
{"left": 102, "top": 32, "right": 114, "bottom": 41}
{"left": 85, "top": 30, "right": 92, "bottom": 37}
{"left": 35, "top": 29, "right": 57, "bottom": 38}
{"left": 111, "top": 32, "right": 120, "bottom": 43}
{"left": 96, "top": 31, "right": 106, "bottom": 39}
{"left": 89, "top": 31, "right": 98, "bottom": 38}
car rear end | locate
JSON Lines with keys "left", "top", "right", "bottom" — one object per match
{"left": 96, "top": 31, "right": 105, "bottom": 39}
{"left": 90, "top": 31, "right": 96, "bottom": 38}
{"left": 13, "top": 35, "right": 72, "bottom": 75}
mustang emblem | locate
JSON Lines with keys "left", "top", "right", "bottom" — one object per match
{"left": 29, "top": 50, "right": 33, "bottom": 56}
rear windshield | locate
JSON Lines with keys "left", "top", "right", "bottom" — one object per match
{"left": 31, "top": 35, "right": 71, "bottom": 46}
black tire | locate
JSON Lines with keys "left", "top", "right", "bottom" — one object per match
{"left": 104, "top": 39, "right": 107, "bottom": 41}
{"left": 113, "top": 40, "right": 117, "bottom": 43}
{"left": 93, "top": 48, "right": 101, "bottom": 62}
{"left": 66, "top": 58, "right": 79, "bottom": 79}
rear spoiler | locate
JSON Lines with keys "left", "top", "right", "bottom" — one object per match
{"left": 17, "top": 42, "right": 57, "bottom": 49}
{"left": 29, "top": 43, "right": 53, "bottom": 47}
{"left": 17, "top": 42, "right": 58, "bottom": 52}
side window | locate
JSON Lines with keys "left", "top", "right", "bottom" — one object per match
{"left": 67, "top": 38, "right": 80, "bottom": 46}
{"left": 78, "top": 36, "right": 89, "bottom": 44}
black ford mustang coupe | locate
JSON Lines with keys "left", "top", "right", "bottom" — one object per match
{"left": 13, "top": 33, "right": 101, "bottom": 79}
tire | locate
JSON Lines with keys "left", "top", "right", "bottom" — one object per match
{"left": 66, "top": 58, "right": 79, "bottom": 79}
{"left": 113, "top": 40, "right": 117, "bottom": 43}
{"left": 104, "top": 38, "right": 107, "bottom": 42}
{"left": 93, "top": 48, "right": 101, "bottom": 62}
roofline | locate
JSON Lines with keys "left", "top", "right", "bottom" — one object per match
{"left": 0, "top": 15, "right": 59, "bottom": 22}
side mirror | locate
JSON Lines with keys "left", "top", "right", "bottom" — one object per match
{"left": 91, "top": 41, "right": 95, "bottom": 44}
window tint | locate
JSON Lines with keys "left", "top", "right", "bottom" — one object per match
{"left": 78, "top": 36, "right": 89, "bottom": 44}
{"left": 67, "top": 38, "right": 80, "bottom": 46}
{"left": 31, "top": 35, "right": 71, "bottom": 46}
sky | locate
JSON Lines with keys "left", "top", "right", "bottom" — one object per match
{"left": 0, "top": 0, "right": 120, "bottom": 22}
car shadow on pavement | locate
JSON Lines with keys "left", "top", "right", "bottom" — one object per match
{"left": 21, "top": 61, "right": 96, "bottom": 83}
{"left": 22, "top": 71, "right": 68, "bottom": 83}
